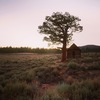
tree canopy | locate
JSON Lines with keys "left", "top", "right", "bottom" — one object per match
{"left": 38, "top": 12, "right": 83, "bottom": 61}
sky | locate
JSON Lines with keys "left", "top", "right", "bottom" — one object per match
{"left": 0, "top": 0, "right": 100, "bottom": 48}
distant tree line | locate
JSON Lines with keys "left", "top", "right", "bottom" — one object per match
{"left": 0, "top": 45, "right": 100, "bottom": 54}
{"left": 0, "top": 47, "right": 61, "bottom": 54}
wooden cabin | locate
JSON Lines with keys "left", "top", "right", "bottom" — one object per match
{"left": 67, "top": 43, "right": 81, "bottom": 58}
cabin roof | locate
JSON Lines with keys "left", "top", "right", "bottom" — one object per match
{"left": 68, "top": 43, "right": 81, "bottom": 50}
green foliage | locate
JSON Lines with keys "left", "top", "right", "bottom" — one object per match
{"left": 67, "top": 58, "right": 100, "bottom": 71}
{"left": 18, "top": 71, "right": 35, "bottom": 83}
{"left": 34, "top": 67, "right": 63, "bottom": 84}
{"left": 86, "top": 61, "right": 100, "bottom": 70}
{"left": 41, "top": 89, "right": 63, "bottom": 100}
{"left": 55, "top": 80, "right": 100, "bottom": 100}
{"left": 56, "top": 83, "right": 70, "bottom": 98}
{"left": 0, "top": 53, "right": 100, "bottom": 100}
{"left": 38, "top": 12, "right": 83, "bottom": 61}
{"left": 67, "top": 61, "right": 80, "bottom": 70}
{"left": 70, "top": 80, "right": 100, "bottom": 100}
{"left": 38, "top": 12, "right": 83, "bottom": 45}
{"left": 3, "top": 81, "right": 38, "bottom": 100}
{"left": 80, "top": 61, "right": 100, "bottom": 71}
{"left": 0, "top": 47, "right": 61, "bottom": 54}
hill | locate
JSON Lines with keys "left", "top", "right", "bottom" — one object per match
{"left": 80, "top": 45, "right": 100, "bottom": 52}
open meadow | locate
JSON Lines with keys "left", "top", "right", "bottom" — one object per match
{"left": 0, "top": 53, "right": 100, "bottom": 100}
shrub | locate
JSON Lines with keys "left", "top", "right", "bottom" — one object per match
{"left": 70, "top": 80, "right": 100, "bottom": 100}
{"left": 41, "top": 89, "right": 63, "bottom": 100}
{"left": 19, "top": 71, "right": 35, "bottom": 83}
{"left": 56, "top": 83, "right": 70, "bottom": 98}
{"left": 87, "top": 61, "right": 100, "bottom": 70}
{"left": 3, "top": 81, "right": 39, "bottom": 100}
{"left": 67, "top": 61, "right": 80, "bottom": 70}
{"left": 81, "top": 57, "right": 93, "bottom": 63}
{"left": 34, "top": 67, "right": 63, "bottom": 84}
{"left": 70, "top": 82, "right": 91, "bottom": 100}
{"left": 55, "top": 80, "right": 100, "bottom": 100}
{"left": 15, "top": 95, "right": 32, "bottom": 100}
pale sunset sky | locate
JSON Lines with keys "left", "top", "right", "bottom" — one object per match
{"left": 0, "top": 0, "right": 100, "bottom": 48}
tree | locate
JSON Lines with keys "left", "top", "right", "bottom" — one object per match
{"left": 38, "top": 12, "right": 83, "bottom": 62}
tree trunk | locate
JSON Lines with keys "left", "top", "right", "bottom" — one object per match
{"left": 61, "top": 45, "right": 66, "bottom": 62}
{"left": 61, "top": 35, "right": 67, "bottom": 62}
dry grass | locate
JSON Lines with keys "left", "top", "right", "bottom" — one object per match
{"left": 0, "top": 53, "right": 100, "bottom": 100}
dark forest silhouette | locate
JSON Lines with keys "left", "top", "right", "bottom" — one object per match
{"left": 0, "top": 45, "right": 100, "bottom": 53}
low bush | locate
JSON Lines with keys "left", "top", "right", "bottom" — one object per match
{"left": 87, "top": 61, "right": 100, "bottom": 70}
{"left": 34, "top": 67, "right": 63, "bottom": 84}
{"left": 2, "top": 81, "right": 39, "bottom": 100}
{"left": 67, "top": 61, "right": 80, "bottom": 70}
{"left": 55, "top": 80, "right": 100, "bottom": 100}
{"left": 56, "top": 83, "right": 70, "bottom": 98}
{"left": 18, "top": 71, "right": 35, "bottom": 83}
{"left": 41, "top": 89, "right": 63, "bottom": 100}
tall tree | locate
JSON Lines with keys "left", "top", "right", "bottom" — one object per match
{"left": 38, "top": 12, "right": 83, "bottom": 62}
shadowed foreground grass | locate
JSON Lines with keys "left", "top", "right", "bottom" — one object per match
{"left": 0, "top": 53, "right": 100, "bottom": 100}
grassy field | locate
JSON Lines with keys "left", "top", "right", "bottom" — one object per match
{"left": 0, "top": 53, "right": 100, "bottom": 100}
